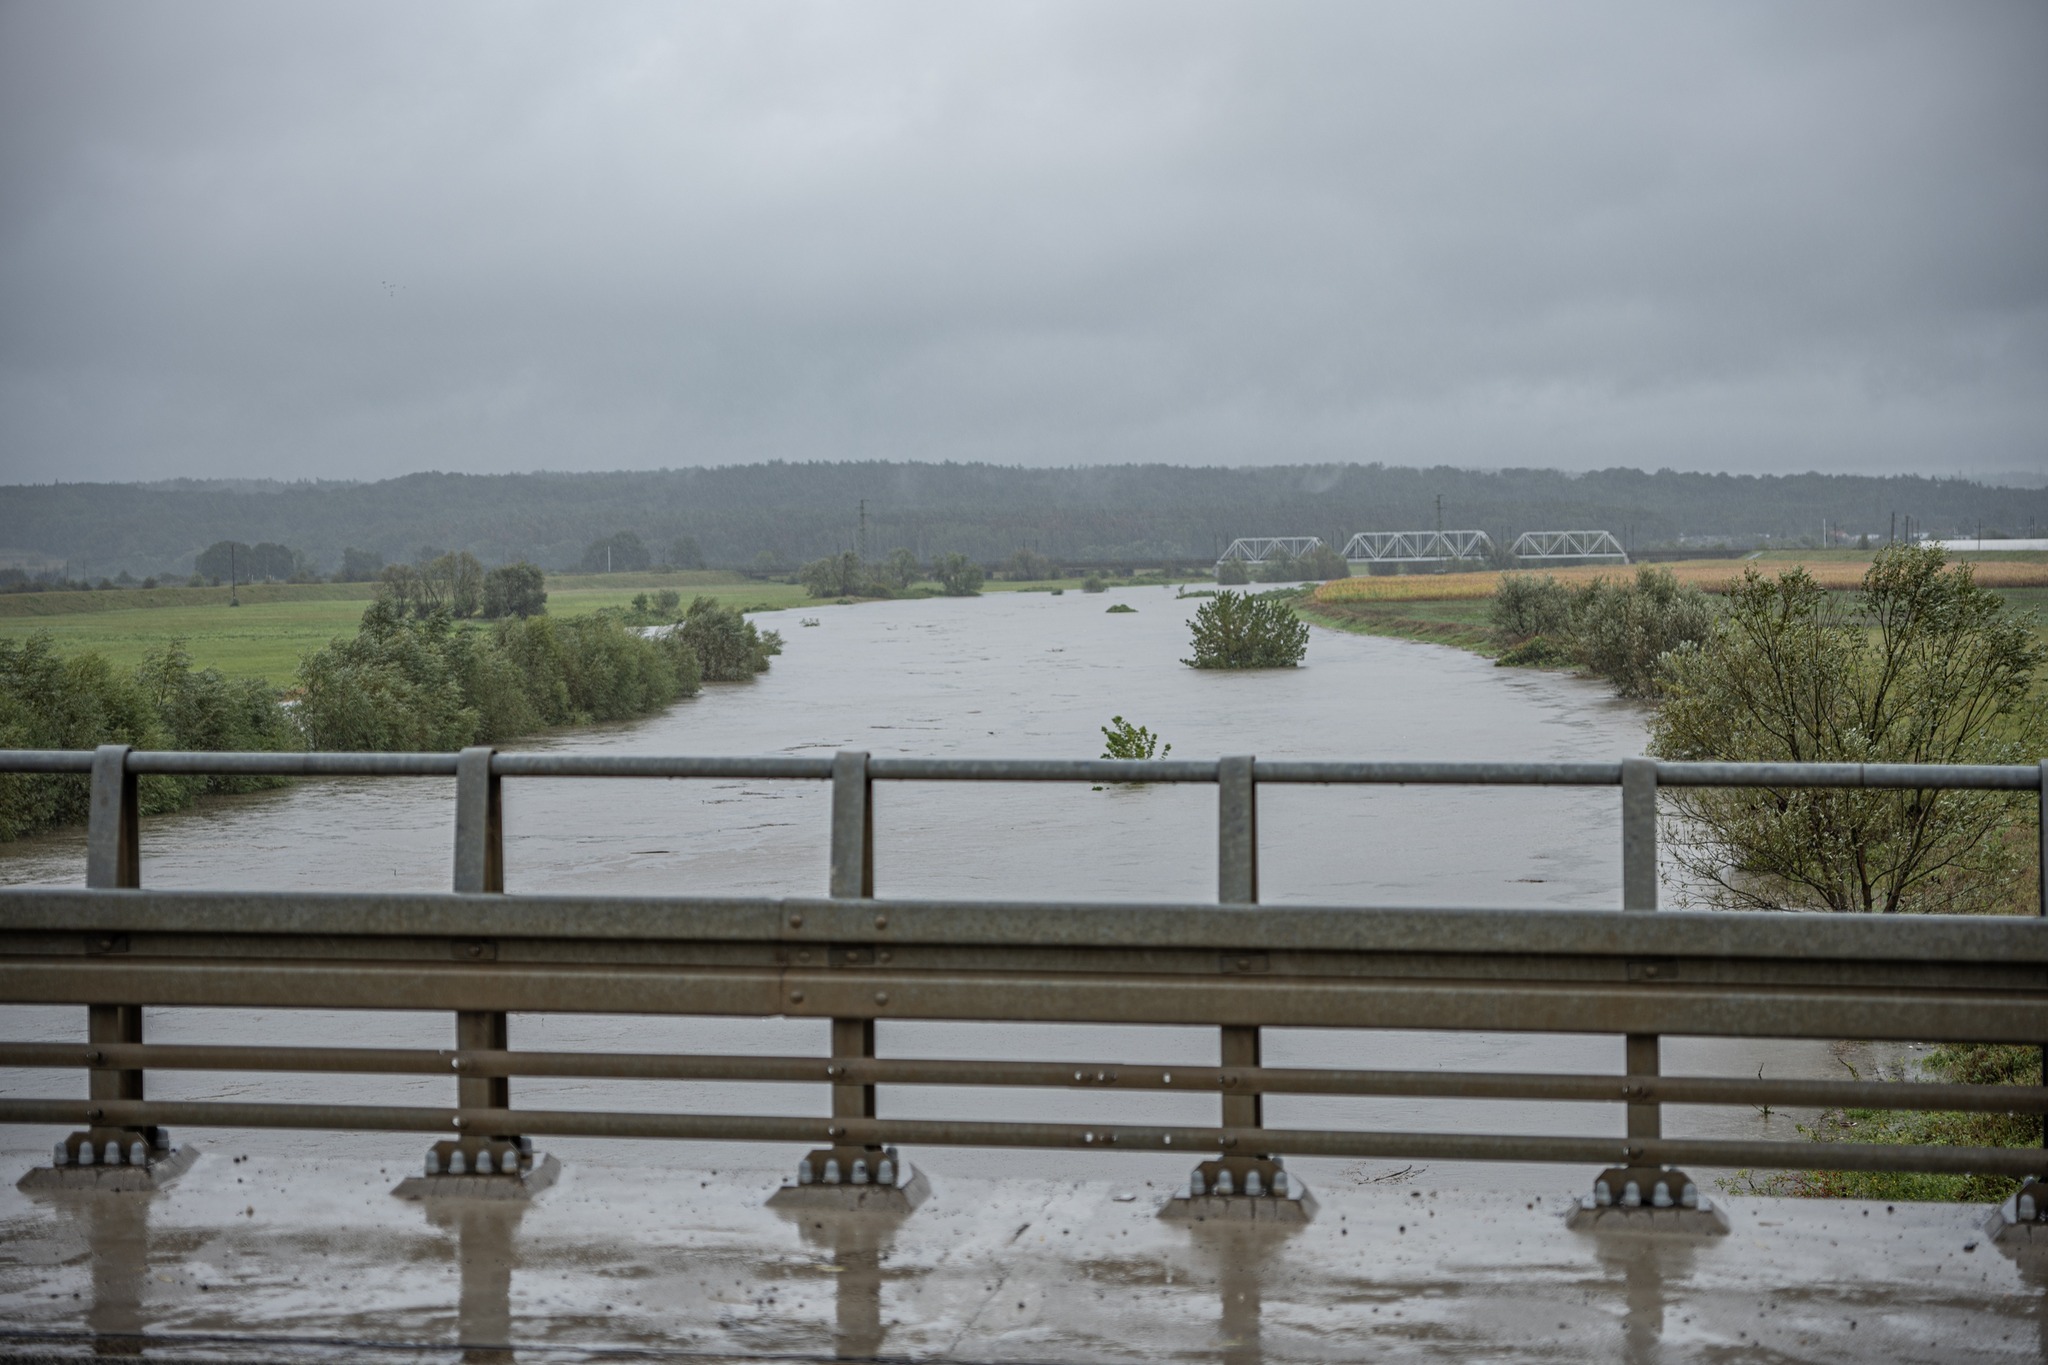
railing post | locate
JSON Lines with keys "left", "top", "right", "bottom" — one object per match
{"left": 776, "top": 749, "right": 916, "bottom": 1201}
{"left": 24, "top": 743, "right": 193, "bottom": 1186}
{"left": 415, "top": 746, "right": 537, "bottom": 1188}
{"left": 82, "top": 745, "right": 153, "bottom": 1166}
{"left": 1164, "top": 754, "right": 1306, "bottom": 1216}
{"left": 1621, "top": 757, "right": 1659, "bottom": 1144}
{"left": 1217, "top": 755, "right": 1262, "bottom": 1137}
{"left": 1569, "top": 757, "right": 1719, "bottom": 1226}
{"left": 829, "top": 750, "right": 877, "bottom": 1129}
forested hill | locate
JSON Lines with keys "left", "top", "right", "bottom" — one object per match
{"left": 5, "top": 463, "right": 2043, "bottom": 577}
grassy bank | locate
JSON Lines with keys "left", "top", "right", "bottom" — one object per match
{"left": 1296, "top": 597, "right": 1500, "bottom": 654}
{"left": 1728, "top": 1042, "right": 2041, "bottom": 1204}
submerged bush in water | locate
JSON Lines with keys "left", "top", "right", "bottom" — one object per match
{"left": 1182, "top": 591, "right": 1309, "bottom": 669}
{"left": 1100, "top": 715, "right": 1170, "bottom": 760}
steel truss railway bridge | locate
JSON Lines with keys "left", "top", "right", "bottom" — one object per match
{"left": 1220, "top": 530, "right": 1629, "bottom": 567}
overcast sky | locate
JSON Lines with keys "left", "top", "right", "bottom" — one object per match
{"left": 2, "top": 2, "right": 2043, "bottom": 485}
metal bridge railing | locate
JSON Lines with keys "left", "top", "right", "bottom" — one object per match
{"left": 0, "top": 746, "right": 2042, "bottom": 1215}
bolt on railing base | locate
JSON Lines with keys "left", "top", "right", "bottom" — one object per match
{"left": 1984, "top": 1176, "right": 2047, "bottom": 1245}
{"left": 19, "top": 1129, "right": 195, "bottom": 1193}
{"left": 392, "top": 1137, "right": 556, "bottom": 1201}
{"left": 1160, "top": 1157, "right": 1315, "bottom": 1224}
{"left": 769, "top": 1145, "right": 928, "bottom": 1213}
{"left": 1565, "top": 1165, "right": 1728, "bottom": 1235}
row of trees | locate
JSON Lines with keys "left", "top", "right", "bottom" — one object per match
{"left": 0, "top": 637, "right": 295, "bottom": 839}
{"left": 295, "top": 594, "right": 780, "bottom": 750}
{"left": 195, "top": 540, "right": 316, "bottom": 583}
{"left": 575, "top": 531, "right": 706, "bottom": 574}
{"left": 798, "top": 550, "right": 984, "bottom": 599}
{"left": 0, "top": 591, "right": 781, "bottom": 837}
{"left": 377, "top": 555, "right": 547, "bottom": 621}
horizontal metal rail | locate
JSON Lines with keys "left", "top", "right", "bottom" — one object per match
{"left": 1, "top": 1042, "right": 2039, "bottom": 1114}
{"left": 4, "top": 749, "right": 2038, "bottom": 791}
{"left": 0, "top": 1098, "right": 2031, "bottom": 1178}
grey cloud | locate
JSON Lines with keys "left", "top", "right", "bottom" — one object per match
{"left": 1, "top": 1, "right": 2043, "bottom": 483}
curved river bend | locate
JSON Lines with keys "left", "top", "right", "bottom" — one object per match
{"left": 0, "top": 586, "right": 1852, "bottom": 1188}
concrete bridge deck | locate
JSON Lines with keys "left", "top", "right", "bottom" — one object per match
{"left": 0, "top": 1153, "right": 2037, "bottom": 1364}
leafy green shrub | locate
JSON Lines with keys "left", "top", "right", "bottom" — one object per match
{"left": 0, "top": 635, "right": 295, "bottom": 840}
{"left": 1001, "top": 549, "right": 1058, "bottom": 581}
{"left": 1215, "top": 560, "right": 1250, "bottom": 585}
{"left": 1182, "top": 591, "right": 1309, "bottom": 669}
{"left": 1567, "top": 567, "right": 1714, "bottom": 698}
{"left": 677, "top": 596, "right": 782, "bottom": 680}
{"left": 1082, "top": 576, "right": 1107, "bottom": 593}
{"left": 1494, "top": 635, "right": 1576, "bottom": 668}
{"left": 1100, "top": 715, "right": 1170, "bottom": 760}
{"left": 1295, "top": 545, "right": 1351, "bottom": 581}
{"left": 933, "top": 553, "right": 984, "bottom": 596}
{"left": 1490, "top": 573, "right": 1572, "bottom": 643}
{"left": 297, "top": 601, "right": 712, "bottom": 751}
{"left": 1105, "top": 603, "right": 1136, "bottom": 614}
{"left": 1253, "top": 553, "right": 1301, "bottom": 583}
{"left": 1652, "top": 546, "right": 2046, "bottom": 914}
{"left": 481, "top": 562, "right": 547, "bottom": 619}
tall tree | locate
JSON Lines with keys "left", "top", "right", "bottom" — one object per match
{"left": 1651, "top": 545, "right": 2047, "bottom": 913}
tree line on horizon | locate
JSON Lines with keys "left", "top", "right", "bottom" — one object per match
{"left": 4, "top": 462, "right": 2043, "bottom": 582}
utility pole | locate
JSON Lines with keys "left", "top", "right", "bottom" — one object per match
{"left": 229, "top": 544, "right": 239, "bottom": 607}
{"left": 858, "top": 499, "right": 868, "bottom": 562}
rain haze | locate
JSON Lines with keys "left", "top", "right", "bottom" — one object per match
{"left": 1, "top": 1, "right": 2044, "bottom": 484}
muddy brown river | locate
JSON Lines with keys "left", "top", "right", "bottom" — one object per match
{"left": 0, "top": 586, "right": 1864, "bottom": 1191}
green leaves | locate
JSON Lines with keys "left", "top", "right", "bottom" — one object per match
{"left": 1651, "top": 544, "right": 2047, "bottom": 914}
{"left": 1182, "top": 591, "right": 1309, "bottom": 669}
{"left": 1100, "top": 716, "right": 1170, "bottom": 761}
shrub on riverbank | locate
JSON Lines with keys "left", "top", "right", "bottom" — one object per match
{"left": 1730, "top": 1042, "right": 2040, "bottom": 1204}
{"left": 298, "top": 601, "right": 707, "bottom": 749}
{"left": 1486, "top": 567, "right": 1714, "bottom": 697}
{"left": 0, "top": 635, "right": 295, "bottom": 840}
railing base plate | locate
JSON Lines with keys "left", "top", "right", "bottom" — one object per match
{"left": 393, "top": 1153, "right": 560, "bottom": 1202}
{"left": 1984, "top": 1177, "right": 2046, "bottom": 1245}
{"left": 1159, "top": 1184, "right": 1317, "bottom": 1224}
{"left": 770, "top": 1157, "right": 929, "bottom": 1213}
{"left": 19, "top": 1142, "right": 197, "bottom": 1194}
{"left": 1566, "top": 1165, "right": 1728, "bottom": 1235}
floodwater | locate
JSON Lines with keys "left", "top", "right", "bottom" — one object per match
{"left": 0, "top": 586, "right": 1855, "bottom": 1189}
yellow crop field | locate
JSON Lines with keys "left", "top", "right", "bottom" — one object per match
{"left": 1312, "top": 556, "right": 2048, "bottom": 605}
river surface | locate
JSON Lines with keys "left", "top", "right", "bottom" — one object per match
{"left": 0, "top": 586, "right": 1855, "bottom": 1190}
